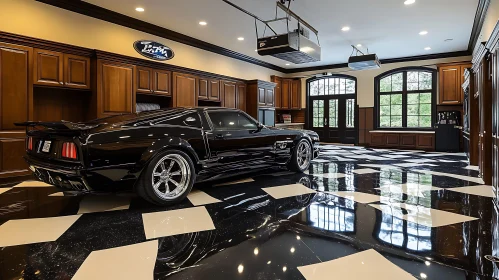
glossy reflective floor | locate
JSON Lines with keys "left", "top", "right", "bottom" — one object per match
{"left": 1, "top": 145, "right": 499, "bottom": 279}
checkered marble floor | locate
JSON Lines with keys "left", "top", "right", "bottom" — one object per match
{"left": 0, "top": 144, "right": 497, "bottom": 279}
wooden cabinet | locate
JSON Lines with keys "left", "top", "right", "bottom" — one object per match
{"left": 97, "top": 60, "right": 135, "bottom": 117}
{"left": 291, "top": 79, "right": 301, "bottom": 109}
{"left": 221, "top": 80, "right": 237, "bottom": 108}
{"left": 245, "top": 80, "right": 277, "bottom": 124}
{"left": 64, "top": 54, "right": 90, "bottom": 89}
{"left": 281, "top": 79, "right": 291, "bottom": 109}
{"left": 0, "top": 42, "right": 33, "bottom": 178}
{"left": 273, "top": 76, "right": 282, "bottom": 108}
{"left": 136, "top": 67, "right": 171, "bottom": 96}
{"left": 265, "top": 88, "right": 274, "bottom": 107}
{"left": 237, "top": 83, "right": 246, "bottom": 111}
{"left": 173, "top": 72, "right": 197, "bottom": 107}
{"left": 438, "top": 63, "right": 472, "bottom": 105}
{"left": 34, "top": 49, "right": 90, "bottom": 89}
{"left": 369, "top": 132, "right": 435, "bottom": 150}
{"left": 198, "top": 78, "right": 220, "bottom": 101}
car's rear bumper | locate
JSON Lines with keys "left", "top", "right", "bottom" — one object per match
{"left": 25, "top": 156, "right": 90, "bottom": 191}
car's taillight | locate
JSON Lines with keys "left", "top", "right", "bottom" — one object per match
{"left": 62, "top": 142, "right": 78, "bottom": 159}
{"left": 27, "top": 137, "right": 33, "bottom": 151}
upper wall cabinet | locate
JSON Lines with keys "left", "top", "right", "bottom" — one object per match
{"left": 221, "top": 80, "right": 237, "bottom": 108}
{"left": 34, "top": 49, "right": 90, "bottom": 89}
{"left": 271, "top": 76, "right": 302, "bottom": 110}
{"left": 97, "top": 60, "right": 135, "bottom": 117}
{"left": 137, "top": 67, "right": 171, "bottom": 96}
{"left": 173, "top": 72, "right": 197, "bottom": 107}
{"left": 237, "top": 83, "right": 246, "bottom": 112}
{"left": 198, "top": 77, "right": 221, "bottom": 102}
{"left": 438, "top": 62, "right": 472, "bottom": 105}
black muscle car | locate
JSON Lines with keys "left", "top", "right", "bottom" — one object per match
{"left": 16, "top": 108, "right": 319, "bottom": 205}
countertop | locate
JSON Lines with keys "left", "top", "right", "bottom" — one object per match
{"left": 275, "top": 123, "right": 305, "bottom": 126}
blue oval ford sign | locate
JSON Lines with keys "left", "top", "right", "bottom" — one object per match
{"left": 133, "top": 40, "right": 174, "bottom": 61}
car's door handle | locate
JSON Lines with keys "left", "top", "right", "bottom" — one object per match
{"left": 215, "top": 134, "right": 225, "bottom": 139}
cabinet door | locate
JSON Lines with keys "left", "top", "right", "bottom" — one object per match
{"left": 34, "top": 49, "right": 63, "bottom": 87}
{"left": 209, "top": 80, "right": 221, "bottom": 101}
{"left": 0, "top": 43, "right": 32, "bottom": 178}
{"left": 173, "top": 72, "right": 197, "bottom": 107}
{"left": 198, "top": 78, "right": 209, "bottom": 100}
{"left": 439, "top": 65, "right": 461, "bottom": 105}
{"left": 237, "top": 83, "right": 246, "bottom": 111}
{"left": 459, "top": 64, "right": 472, "bottom": 104}
{"left": 136, "top": 67, "right": 153, "bottom": 94}
{"left": 153, "top": 70, "right": 171, "bottom": 96}
{"left": 98, "top": 60, "right": 135, "bottom": 116}
{"left": 281, "top": 79, "right": 291, "bottom": 109}
{"left": 258, "top": 88, "right": 266, "bottom": 106}
{"left": 265, "top": 89, "right": 274, "bottom": 107}
{"left": 222, "top": 81, "right": 237, "bottom": 108}
{"left": 273, "top": 77, "right": 282, "bottom": 108}
{"left": 291, "top": 80, "right": 301, "bottom": 109}
{"left": 64, "top": 54, "right": 90, "bottom": 89}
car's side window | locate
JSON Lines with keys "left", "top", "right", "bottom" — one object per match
{"left": 208, "top": 112, "right": 258, "bottom": 130}
{"left": 155, "top": 113, "right": 202, "bottom": 128}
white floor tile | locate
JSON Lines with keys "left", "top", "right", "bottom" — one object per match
{"left": 298, "top": 249, "right": 416, "bottom": 280}
{"left": 312, "top": 159, "right": 330, "bottom": 163}
{"left": 446, "top": 185, "right": 495, "bottom": 198}
{"left": 419, "top": 153, "right": 447, "bottom": 157}
{"left": 351, "top": 150, "right": 376, "bottom": 154}
{"left": 320, "top": 146, "right": 340, "bottom": 150}
{"left": 415, "top": 170, "right": 484, "bottom": 184}
{"left": 313, "top": 173, "right": 346, "bottom": 179}
{"left": 403, "top": 159, "right": 438, "bottom": 163}
{"left": 352, "top": 168, "right": 381, "bottom": 175}
{"left": 389, "top": 151, "right": 420, "bottom": 155}
{"left": 358, "top": 164, "right": 401, "bottom": 170}
{"left": 13, "top": 181, "right": 52, "bottom": 188}
{"left": 393, "top": 163, "right": 437, "bottom": 168}
{"left": 369, "top": 202, "right": 478, "bottom": 227}
{"left": 262, "top": 183, "right": 316, "bottom": 199}
{"left": 438, "top": 159, "right": 459, "bottom": 163}
{"left": 78, "top": 195, "right": 131, "bottom": 214}
{"left": 326, "top": 191, "right": 381, "bottom": 204}
{"left": 376, "top": 183, "right": 442, "bottom": 198}
{"left": 461, "top": 160, "right": 469, "bottom": 163}
{"left": 0, "top": 215, "right": 81, "bottom": 247}
{"left": 331, "top": 156, "right": 357, "bottom": 162}
{"left": 73, "top": 240, "right": 158, "bottom": 280}
{"left": 464, "top": 165, "right": 479, "bottom": 171}
{"left": 142, "top": 206, "right": 215, "bottom": 239}
{"left": 187, "top": 190, "right": 222, "bottom": 206}
{"left": 213, "top": 178, "right": 254, "bottom": 187}
{"left": 381, "top": 155, "right": 411, "bottom": 159}
{"left": 0, "top": 188, "right": 12, "bottom": 195}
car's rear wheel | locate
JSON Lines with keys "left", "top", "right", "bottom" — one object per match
{"left": 137, "top": 150, "right": 195, "bottom": 205}
{"left": 288, "top": 139, "right": 312, "bottom": 172}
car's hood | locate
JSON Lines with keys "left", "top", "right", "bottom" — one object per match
{"left": 268, "top": 126, "right": 319, "bottom": 138}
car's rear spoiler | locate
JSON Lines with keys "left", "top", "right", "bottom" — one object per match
{"left": 14, "top": 121, "right": 101, "bottom": 135}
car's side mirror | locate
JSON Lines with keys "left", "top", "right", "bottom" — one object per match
{"left": 256, "top": 122, "right": 264, "bottom": 132}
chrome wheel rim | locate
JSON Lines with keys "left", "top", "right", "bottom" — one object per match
{"left": 297, "top": 141, "right": 312, "bottom": 170}
{"left": 152, "top": 154, "right": 190, "bottom": 200}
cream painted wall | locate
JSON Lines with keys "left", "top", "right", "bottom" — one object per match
{"left": 0, "top": 0, "right": 282, "bottom": 81}
{"left": 476, "top": 0, "right": 499, "bottom": 50}
{"left": 290, "top": 56, "right": 471, "bottom": 108}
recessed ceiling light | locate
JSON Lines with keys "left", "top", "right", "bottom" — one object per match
{"left": 404, "top": 0, "right": 416, "bottom": 5}
{"left": 357, "top": 44, "right": 362, "bottom": 47}
{"left": 341, "top": 26, "right": 350, "bottom": 32}
{"left": 285, "top": 63, "right": 290, "bottom": 66}
{"left": 419, "top": 30, "right": 428, "bottom": 35}
{"left": 135, "top": 7, "right": 145, "bottom": 12}
{"left": 255, "top": 49, "right": 258, "bottom": 52}
{"left": 199, "top": 21, "right": 207, "bottom": 26}
{"left": 424, "top": 47, "right": 431, "bottom": 50}
{"left": 237, "top": 37, "right": 244, "bottom": 41}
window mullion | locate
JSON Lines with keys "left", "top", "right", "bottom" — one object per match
{"left": 402, "top": 71, "right": 408, "bottom": 127}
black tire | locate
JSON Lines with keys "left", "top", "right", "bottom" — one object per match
{"left": 136, "top": 149, "right": 196, "bottom": 205}
{"left": 288, "top": 139, "right": 313, "bottom": 172}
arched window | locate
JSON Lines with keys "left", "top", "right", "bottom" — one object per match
{"left": 375, "top": 67, "right": 437, "bottom": 129}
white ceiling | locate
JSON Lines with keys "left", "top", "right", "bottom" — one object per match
{"left": 84, "top": 0, "right": 478, "bottom": 70}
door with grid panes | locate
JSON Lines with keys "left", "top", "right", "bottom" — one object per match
{"left": 308, "top": 76, "right": 357, "bottom": 143}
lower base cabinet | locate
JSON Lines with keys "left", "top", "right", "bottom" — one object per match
{"left": 369, "top": 132, "right": 435, "bottom": 151}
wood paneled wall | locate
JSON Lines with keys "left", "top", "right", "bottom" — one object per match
{"left": 358, "top": 107, "right": 373, "bottom": 145}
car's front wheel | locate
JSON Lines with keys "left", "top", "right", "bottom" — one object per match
{"left": 288, "top": 139, "right": 313, "bottom": 173}
{"left": 137, "top": 150, "right": 195, "bottom": 205}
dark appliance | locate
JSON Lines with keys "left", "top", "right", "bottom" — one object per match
{"left": 435, "top": 110, "right": 461, "bottom": 152}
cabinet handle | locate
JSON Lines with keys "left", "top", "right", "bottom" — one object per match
{"left": 60, "top": 81, "right": 63, "bottom": 85}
